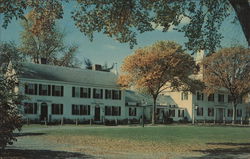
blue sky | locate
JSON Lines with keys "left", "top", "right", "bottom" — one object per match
{"left": 0, "top": 3, "right": 248, "bottom": 70}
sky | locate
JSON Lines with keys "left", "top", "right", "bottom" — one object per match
{"left": 0, "top": 3, "right": 248, "bottom": 71}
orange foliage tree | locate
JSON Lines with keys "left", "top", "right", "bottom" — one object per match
{"left": 202, "top": 46, "right": 250, "bottom": 124}
{"left": 118, "top": 41, "right": 204, "bottom": 124}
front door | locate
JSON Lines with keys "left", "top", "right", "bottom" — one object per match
{"left": 40, "top": 103, "right": 48, "bottom": 121}
{"left": 216, "top": 108, "right": 224, "bottom": 122}
{"left": 94, "top": 107, "right": 100, "bottom": 121}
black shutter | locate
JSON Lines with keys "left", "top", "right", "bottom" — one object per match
{"left": 72, "top": 87, "right": 75, "bottom": 97}
{"left": 88, "top": 88, "right": 91, "bottom": 98}
{"left": 52, "top": 104, "right": 54, "bottom": 114}
{"left": 72, "top": 104, "right": 74, "bottom": 115}
{"left": 80, "top": 87, "right": 83, "bottom": 98}
{"left": 119, "top": 107, "right": 121, "bottom": 116}
{"left": 39, "top": 84, "right": 42, "bottom": 95}
{"left": 61, "top": 86, "right": 64, "bottom": 96}
{"left": 60, "top": 104, "right": 63, "bottom": 114}
{"left": 34, "top": 84, "right": 38, "bottom": 95}
{"left": 88, "top": 105, "right": 90, "bottom": 115}
{"left": 93, "top": 89, "right": 96, "bottom": 98}
{"left": 48, "top": 85, "right": 51, "bottom": 96}
{"left": 34, "top": 103, "right": 37, "bottom": 114}
{"left": 100, "top": 89, "right": 103, "bottom": 99}
{"left": 25, "top": 84, "right": 28, "bottom": 94}
{"left": 105, "top": 90, "right": 107, "bottom": 99}
{"left": 119, "top": 90, "right": 121, "bottom": 100}
{"left": 135, "top": 108, "right": 137, "bottom": 116}
{"left": 52, "top": 85, "right": 55, "bottom": 96}
{"left": 105, "top": 106, "right": 107, "bottom": 115}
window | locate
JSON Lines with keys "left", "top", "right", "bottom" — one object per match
{"left": 112, "top": 90, "right": 121, "bottom": 100}
{"left": 39, "top": 84, "right": 51, "bottom": 96}
{"left": 197, "top": 92, "right": 204, "bottom": 101}
{"left": 24, "top": 103, "right": 37, "bottom": 114}
{"left": 72, "top": 104, "right": 90, "bottom": 115}
{"left": 105, "top": 90, "right": 112, "bottom": 99}
{"left": 197, "top": 107, "right": 203, "bottom": 116}
{"left": 178, "top": 110, "right": 184, "bottom": 117}
{"left": 227, "top": 109, "right": 233, "bottom": 117}
{"left": 181, "top": 92, "right": 188, "bottom": 100}
{"left": 228, "top": 95, "right": 233, "bottom": 103}
{"left": 208, "top": 108, "right": 214, "bottom": 116}
{"left": 112, "top": 106, "right": 121, "bottom": 116}
{"left": 105, "top": 106, "right": 121, "bottom": 116}
{"left": 237, "top": 109, "right": 242, "bottom": 117}
{"left": 25, "top": 83, "right": 37, "bottom": 95}
{"left": 218, "top": 94, "right": 224, "bottom": 103}
{"left": 93, "top": 88, "right": 103, "bottom": 99}
{"left": 72, "top": 87, "right": 91, "bottom": 98}
{"left": 52, "top": 104, "right": 63, "bottom": 114}
{"left": 105, "top": 106, "right": 112, "bottom": 115}
{"left": 129, "top": 107, "right": 137, "bottom": 116}
{"left": 169, "top": 109, "right": 175, "bottom": 117}
{"left": 52, "top": 85, "right": 63, "bottom": 96}
{"left": 208, "top": 94, "right": 214, "bottom": 101}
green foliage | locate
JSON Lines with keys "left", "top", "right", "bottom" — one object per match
{"left": 0, "top": 63, "right": 25, "bottom": 150}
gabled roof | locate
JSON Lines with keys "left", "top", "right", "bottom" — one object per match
{"left": 125, "top": 90, "right": 177, "bottom": 106}
{"left": 17, "top": 62, "right": 119, "bottom": 87}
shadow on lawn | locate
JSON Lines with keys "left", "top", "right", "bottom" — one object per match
{"left": 14, "top": 132, "right": 46, "bottom": 137}
{"left": 0, "top": 149, "right": 94, "bottom": 159}
{"left": 184, "top": 142, "right": 250, "bottom": 159}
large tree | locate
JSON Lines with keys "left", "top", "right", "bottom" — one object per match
{"left": 202, "top": 46, "right": 250, "bottom": 124}
{"left": 118, "top": 41, "right": 204, "bottom": 124}
{"left": 20, "top": 10, "right": 80, "bottom": 67}
{"left": 1, "top": 0, "right": 249, "bottom": 53}
{"left": 0, "top": 63, "right": 24, "bottom": 150}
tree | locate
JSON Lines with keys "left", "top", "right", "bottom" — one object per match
{"left": 1, "top": 0, "right": 249, "bottom": 53}
{"left": 0, "top": 63, "right": 24, "bottom": 150}
{"left": 0, "top": 41, "right": 25, "bottom": 71}
{"left": 202, "top": 46, "right": 250, "bottom": 124}
{"left": 118, "top": 41, "right": 204, "bottom": 124}
{"left": 20, "top": 10, "right": 80, "bottom": 67}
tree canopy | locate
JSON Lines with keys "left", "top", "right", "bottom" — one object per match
{"left": 118, "top": 41, "right": 204, "bottom": 124}
{"left": 1, "top": 0, "right": 249, "bottom": 53}
{"left": 202, "top": 46, "right": 250, "bottom": 123}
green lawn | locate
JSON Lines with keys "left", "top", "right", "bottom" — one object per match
{"left": 38, "top": 125, "right": 250, "bottom": 144}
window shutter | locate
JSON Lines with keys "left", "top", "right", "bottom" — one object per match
{"left": 52, "top": 85, "right": 55, "bottom": 96}
{"left": 80, "top": 87, "right": 83, "bottom": 98}
{"left": 35, "top": 84, "right": 38, "bottom": 95}
{"left": 100, "top": 89, "right": 103, "bottom": 99}
{"left": 25, "top": 84, "right": 28, "bottom": 94}
{"left": 105, "top": 90, "right": 107, "bottom": 99}
{"left": 61, "top": 86, "right": 64, "bottom": 96}
{"left": 135, "top": 108, "right": 137, "bottom": 116}
{"left": 48, "top": 85, "right": 51, "bottom": 96}
{"left": 88, "top": 105, "right": 90, "bottom": 115}
{"left": 119, "top": 107, "right": 121, "bottom": 116}
{"left": 34, "top": 103, "right": 37, "bottom": 114}
{"left": 39, "top": 84, "right": 42, "bottom": 95}
{"left": 72, "top": 87, "right": 75, "bottom": 97}
{"left": 60, "top": 104, "right": 63, "bottom": 114}
{"left": 72, "top": 104, "right": 74, "bottom": 115}
{"left": 93, "top": 88, "right": 96, "bottom": 98}
{"left": 88, "top": 88, "right": 91, "bottom": 98}
{"left": 119, "top": 90, "right": 121, "bottom": 100}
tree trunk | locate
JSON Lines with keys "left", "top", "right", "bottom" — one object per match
{"left": 232, "top": 102, "right": 237, "bottom": 124}
{"left": 152, "top": 97, "right": 157, "bottom": 125}
{"left": 229, "top": 0, "right": 250, "bottom": 46}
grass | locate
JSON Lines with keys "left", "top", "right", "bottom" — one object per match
{"left": 39, "top": 125, "right": 250, "bottom": 144}
{"left": 15, "top": 124, "right": 250, "bottom": 158}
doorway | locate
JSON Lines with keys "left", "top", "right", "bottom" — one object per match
{"left": 94, "top": 107, "right": 100, "bottom": 121}
{"left": 40, "top": 103, "right": 48, "bottom": 121}
{"left": 216, "top": 108, "right": 224, "bottom": 122}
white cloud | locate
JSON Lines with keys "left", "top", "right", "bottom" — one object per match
{"left": 104, "top": 44, "right": 117, "bottom": 50}
{"left": 151, "top": 15, "right": 190, "bottom": 32}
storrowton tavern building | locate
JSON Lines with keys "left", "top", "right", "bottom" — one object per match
{"left": 7, "top": 52, "right": 250, "bottom": 124}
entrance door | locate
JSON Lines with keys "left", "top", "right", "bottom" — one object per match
{"left": 216, "top": 108, "right": 224, "bottom": 122}
{"left": 94, "top": 107, "right": 100, "bottom": 121}
{"left": 40, "top": 103, "right": 48, "bottom": 121}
